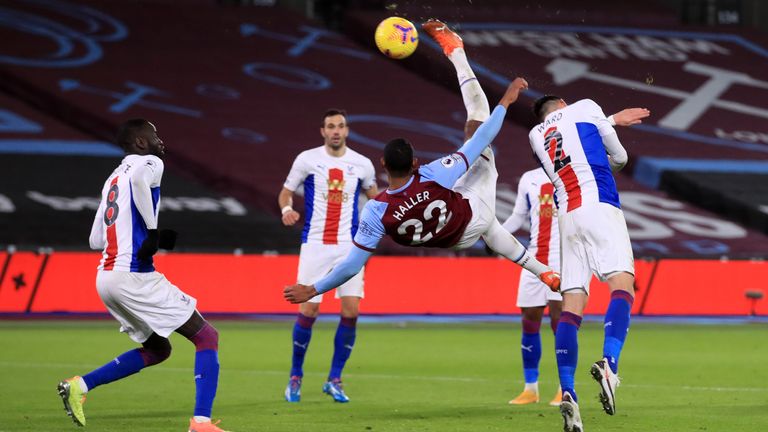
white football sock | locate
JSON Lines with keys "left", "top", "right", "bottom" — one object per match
{"left": 449, "top": 48, "right": 490, "bottom": 122}
{"left": 524, "top": 382, "right": 539, "bottom": 394}
{"left": 193, "top": 416, "right": 211, "bottom": 423}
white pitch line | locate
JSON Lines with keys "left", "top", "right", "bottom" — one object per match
{"left": 2, "top": 361, "right": 765, "bottom": 393}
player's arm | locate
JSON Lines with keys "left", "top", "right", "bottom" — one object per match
{"left": 281, "top": 154, "right": 310, "bottom": 226}
{"left": 458, "top": 78, "right": 528, "bottom": 165}
{"left": 608, "top": 108, "right": 651, "bottom": 127}
{"left": 284, "top": 200, "right": 386, "bottom": 303}
{"left": 284, "top": 246, "right": 373, "bottom": 303}
{"left": 502, "top": 176, "right": 530, "bottom": 233}
{"left": 279, "top": 187, "right": 301, "bottom": 226}
{"left": 131, "top": 158, "right": 163, "bottom": 259}
{"left": 422, "top": 78, "right": 528, "bottom": 189}
{"left": 585, "top": 99, "right": 630, "bottom": 172}
{"left": 89, "top": 198, "right": 106, "bottom": 250}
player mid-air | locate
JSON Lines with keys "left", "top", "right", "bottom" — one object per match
{"left": 504, "top": 106, "right": 648, "bottom": 408}
{"left": 284, "top": 21, "right": 560, "bottom": 305}
{"left": 57, "top": 119, "right": 229, "bottom": 432}
{"left": 529, "top": 94, "right": 648, "bottom": 431}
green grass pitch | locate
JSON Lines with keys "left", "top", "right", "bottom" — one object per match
{"left": 2, "top": 319, "right": 767, "bottom": 431}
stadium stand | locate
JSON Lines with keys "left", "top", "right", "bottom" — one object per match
{"left": 1, "top": 0, "right": 765, "bottom": 258}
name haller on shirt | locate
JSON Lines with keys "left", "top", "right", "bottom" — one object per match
{"left": 392, "top": 191, "right": 430, "bottom": 221}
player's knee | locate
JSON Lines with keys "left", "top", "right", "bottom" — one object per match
{"left": 190, "top": 322, "right": 219, "bottom": 352}
{"left": 140, "top": 339, "right": 172, "bottom": 366}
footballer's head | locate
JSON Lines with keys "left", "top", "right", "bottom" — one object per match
{"left": 533, "top": 95, "right": 566, "bottom": 122}
{"left": 321, "top": 109, "right": 348, "bottom": 151}
{"left": 382, "top": 138, "right": 416, "bottom": 177}
{"left": 116, "top": 119, "right": 165, "bottom": 158}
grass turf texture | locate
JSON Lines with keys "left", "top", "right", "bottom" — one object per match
{"left": 2, "top": 320, "right": 767, "bottom": 431}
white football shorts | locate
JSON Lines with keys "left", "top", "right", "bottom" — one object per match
{"left": 558, "top": 202, "right": 634, "bottom": 294}
{"left": 453, "top": 148, "right": 498, "bottom": 249}
{"left": 297, "top": 242, "right": 364, "bottom": 303}
{"left": 517, "top": 266, "right": 563, "bottom": 307}
{"left": 96, "top": 270, "right": 197, "bottom": 343}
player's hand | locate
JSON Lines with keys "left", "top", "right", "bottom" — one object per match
{"left": 283, "top": 284, "right": 318, "bottom": 304}
{"left": 282, "top": 210, "right": 301, "bottom": 226}
{"left": 612, "top": 108, "right": 650, "bottom": 126}
{"left": 499, "top": 77, "right": 529, "bottom": 108}
{"left": 137, "top": 229, "right": 159, "bottom": 260}
{"left": 158, "top": 229, "right": 178, "bottom": 250}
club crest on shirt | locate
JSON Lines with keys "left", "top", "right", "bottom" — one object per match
{"left": 328, "top": 178, "right": 346, "bottom": 191}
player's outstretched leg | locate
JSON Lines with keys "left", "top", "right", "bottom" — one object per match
{"left": 286, "top": 312, "right": 317, "bottom": 402}
{"left": 57, "top": 333, "right": 172, "bottom": 426}
{"left": 482, "top": 220, "right": 560, "bottom": 292}
{"left": 177, "top": 312, "right": 228, "bottom": 432}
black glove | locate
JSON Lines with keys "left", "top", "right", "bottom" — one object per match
{"left": 158, "top": 229, "right": 178, "bottom": 250}
{"left": 137, "top": 229, "right": 159, "bottom": 260}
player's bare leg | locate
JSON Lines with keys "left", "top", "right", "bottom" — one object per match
{"left": 323, "top": 296, "right": 359, "bottom": 403}
{"left": 286, "top": 302, "right": 320, "bottom": 402}
{"left": 592, "top": 272, "right": 634, "bottom": 415}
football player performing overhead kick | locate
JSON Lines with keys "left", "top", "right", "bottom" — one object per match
{"left": 284, "top": 20, "right": 560, "bottom": 305}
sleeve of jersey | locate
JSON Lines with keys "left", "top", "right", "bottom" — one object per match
{"left": 502, "top": 177, "right": 530, "bottom": 233}
{"left": 352, "top": 200, "right": 387, "bottom": 251}
{"left": 314, "top": 246, "right": 372, "bottom": 295}
{"left": 89, "top": 200, "right": 106, "bottom": 250}
{"left": 584, "top": 99, "right": 617, "bottom": 138}
{"left": 283, "top": 154, "right": 308, "bottom": 191}
{"left": 420, "top": 105, "right": 507, "bottom": 189}
{"left": 362, "top": 159, "right": 377, "bottom": 190}
{"left": 130, "top": 161, "right": 160, "bottom": 229}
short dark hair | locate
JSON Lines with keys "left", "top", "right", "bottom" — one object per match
{"left": 322, "top": 109, "right": 347, "bottom": 126}
{"left": 115, "top": 118, "right": 150, "bottom": 151}
{"left": 532, "top": 95, "right": 562, "bottom": 121}
{"left": 384, "top": 138, "right": 413, "bottom": 176}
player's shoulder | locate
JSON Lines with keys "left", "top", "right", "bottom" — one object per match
{"left": 571, "top": 98, "right": 601, "bottom": 112}
{"left": 133, "top": 154, "right": 164, "bottom": 171}
{"left": 520, "top": 168, "right": 540, "bottom": 181}
{"left": 295, "top": 146, "right": 324, "bottom": 161}
{"left": 343, "top": 146, "right": 374, "bottom": 164}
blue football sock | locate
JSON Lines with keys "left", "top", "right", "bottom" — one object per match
{"left": 329, "top": 316, "right": 357, "bottom": 381}
{"left": 290, "top": 313, "right": 316, "bottom": 377}
{"left": 82, "top": 348, "right": 146, "bottom": 390}
{"left": 556, "top": 312, "right": 582, "bottom": 402}
{"left": 193, "top": 349, "right": 219, "bottom": 418}
{"left": 603, "top": 290, "right": 634, "bottom": 374}
{"left": 521, "top": 318, "right": 542, "bottom": 384}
